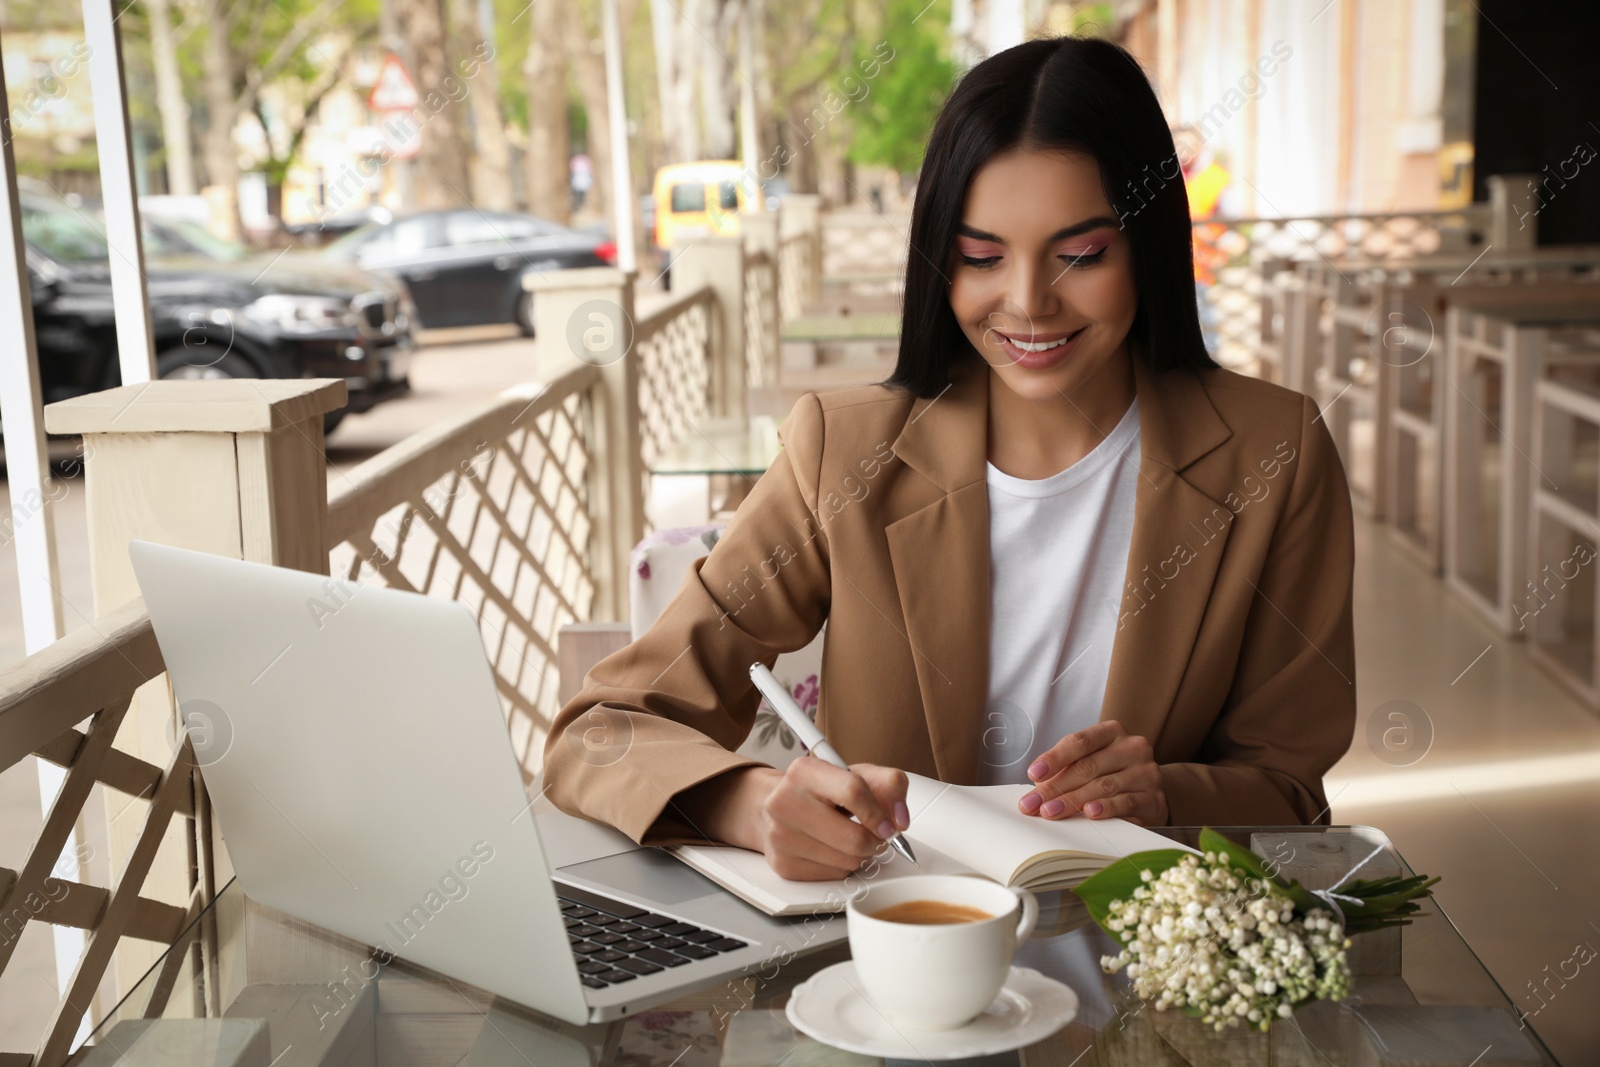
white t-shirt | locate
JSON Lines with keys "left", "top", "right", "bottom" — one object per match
{"left": 978, "top": 398, "right": 1141, "bottom": 785}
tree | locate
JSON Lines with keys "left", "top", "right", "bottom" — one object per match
{"left": 455, "top": 0, "right": 515, "bottom": 210}
{"left": 393, "top": 0, "right": 474, "bottom": 208}
{"left": 521, "top": 0, "right": 571, "bottom": 222}
{"left": 561, "top": 0, "right": 645, "bottom": 221}
{"left": 146, "top": 0, "right": 196, "bottom": 196}
{"left": 751, "top": 0, "right": 860, "bottom": 193}
{"left": 842, "top": 0, "right": 956, "bottom": 176}
{"left": 110, "top": 0, "right": 385, "bottom": 233}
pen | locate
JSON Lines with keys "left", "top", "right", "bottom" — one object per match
{"left": 748, "top": 661, "right": 918, "bottom": 866}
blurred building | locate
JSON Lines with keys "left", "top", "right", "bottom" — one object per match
{"left": 1115, "top": 0, "right": 1459, "bottom": 218}
{"left": 1110, "top": 0, "right": 1600, "bottom": 243}
{"left": 2, "top": 28, "right": 99, "bottom": 200}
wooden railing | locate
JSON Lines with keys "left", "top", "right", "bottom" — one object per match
{"left": 0, "top": 601, "right": 209, "bottom": 1067}
{"left": 1200, "top": 206, "right": 1491, "bottom": 372}
{"left": 636, "top": 285, "right": 715, "bottom": 471}
{"left": 820, "top": 208, "right": 911, "bottom": 280}
{"left": 326, "top": 367, "right": 601, "bottom": 780}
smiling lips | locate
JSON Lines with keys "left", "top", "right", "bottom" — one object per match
{"left": 995, "top": 326, "right": 1087, "bottom": 367}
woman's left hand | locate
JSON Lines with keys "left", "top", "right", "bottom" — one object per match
{"left": 1017, "top": 721, "right": 1168, "bottom": 826}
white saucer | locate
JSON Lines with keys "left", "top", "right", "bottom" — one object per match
{"left": 784, "top": 961, "right": 1078, "bottom": 1060}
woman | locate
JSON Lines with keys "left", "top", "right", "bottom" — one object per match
{"left": 542, "top": 36, "right": 1355, "bottom": 881}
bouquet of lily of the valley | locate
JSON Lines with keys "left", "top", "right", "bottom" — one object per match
{"left": 1072, "top": 829, "right": 1439, "bottom": 1033}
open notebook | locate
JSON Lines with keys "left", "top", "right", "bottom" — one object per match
{"left": 667, "top": 772, "right": 1193, "bottom": 916}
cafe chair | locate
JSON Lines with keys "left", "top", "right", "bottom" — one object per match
{"left": 555, "top": 523, "right": 826, "bottom": 770}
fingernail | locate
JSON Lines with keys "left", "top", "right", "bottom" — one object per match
{"left": 1085, "top": 801, "right": 1103, "bottom": 818}
{"left": 1041, "top": 799, "right": 1065, "bottom": 818}
{"left": 894, "top": 801, "right": 910, "bottom": 830}
{"left": 1019, "top": 792, "right": 1042, "bottom": 814}
{"left": 1028, "top": 760, "right": 1049, "bottom": 781}
{"left": 877, "top": 820, "right": 895, "bottom": 840}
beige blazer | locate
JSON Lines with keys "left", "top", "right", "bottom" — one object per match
{"left": 542, "top": 358, "right": 1356, "bottom": 844}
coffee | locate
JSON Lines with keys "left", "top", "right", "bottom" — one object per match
{"left": 870, "top": 899, "right": 994, "bottom": 925}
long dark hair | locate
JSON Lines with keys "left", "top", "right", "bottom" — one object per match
{"left": 888, "top": 36, "right": 1217, "bottom": 397}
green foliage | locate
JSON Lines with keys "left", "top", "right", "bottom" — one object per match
{"left": 841, "top": 0, "right": 956, "bottom": 174}
{"left": 1068, "top": 2, "right": 1117, "bottom": 36}
{"left": 1071, "top": 846, "right": 1190, "bottom": 948}
{"left": 101, "top": 0, "right": 380, "bottom": 187}
{"left": 1073, "top": 829, "right": 1440, "bottom": 942}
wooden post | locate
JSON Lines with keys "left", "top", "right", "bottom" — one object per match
{"left": 526, "top": 266, "right": 643, "bottom": 622}
{"left": 673, "top": 236, "right": 748, "bottom": 419}
{"left": 1488, "top": 173, "right": 1538, "bottom": 251}
{"left": 43, "top": 379, "right": 347, "bottom": 1003}
{"left": 781, "top": 193, "right": 823, "bottom": 309}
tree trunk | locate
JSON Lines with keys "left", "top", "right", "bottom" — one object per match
{"left": 523, "top": 0, "right": 570, "bottom": 224}
{"left": 148, "top": 0, "right": 196, "bottom": 196}
{"left": 398, "top": 0, "right": 472, "bottom": 208}
{"left": 697, "top": 0, "right": 738, "bottom": 160}
{"left": 456, "top": 0, "right": 515, "bottom": 210}
{"left": 648, "top": 0, "right": 676, "bottom": 163}
{"left": 670, "top": 0, "right": 702, "bottom": 160}
{"left": 563, "top": 3, "right": 612, "bottom": 222}
{"left": 200, "top": 0, "right": 241, "bottom": 237}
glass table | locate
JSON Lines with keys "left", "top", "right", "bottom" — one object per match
{"left": 84, "top": 826, "right": 1559, "bottom": 1066}
{"left": 648, "top": 416, "right": 783, "bottom": 516}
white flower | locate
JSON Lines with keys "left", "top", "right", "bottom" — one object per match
{"left": 1098, "top": 852, "right": 1352, "bottom": 1032}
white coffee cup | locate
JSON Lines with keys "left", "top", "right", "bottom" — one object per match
{"left": 846, "top": 874, "right": 1039, "bottom": 1031}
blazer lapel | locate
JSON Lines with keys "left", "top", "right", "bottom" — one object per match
{"left": 1099, "top": 359, "right": 1235, "bottom": 749}
{"left": 884, "top": 364, "right": 991, "bottom": 784}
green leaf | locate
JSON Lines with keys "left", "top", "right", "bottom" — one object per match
{"left": 1071, "top": 848, "right": 1191, "bottom": 947}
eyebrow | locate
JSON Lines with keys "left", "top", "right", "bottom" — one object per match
{"left": 955, "top": 215, "right": 1120, "bottom": 244}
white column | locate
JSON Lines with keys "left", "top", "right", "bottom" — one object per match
{"left": 0, "top": 45, "right": 65, "bottom": 652}
{"left": 82, "top": 0, "right": 157, "bottom": 384}
{"left": 0, "top": 29, "right": 77, "bottom": 1019}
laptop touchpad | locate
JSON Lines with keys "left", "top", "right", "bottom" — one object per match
{"left": 556, "top": 848, "right": 724, "bottom": 906}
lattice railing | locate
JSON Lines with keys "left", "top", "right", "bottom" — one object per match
{"left": 778, "top": 233, "right": 815, "bottom": 322}
{"left": 743, "top": 250, "right": 778, "bottom": 389}
{"left": 636, "top": 286, "right": 715, "bottom": 472}
{"left": 821, "top": 210, "right": 911, "bottom": 279}
{"left": 0, "top": 600, "right": 210, "bottom": 1067}
{"left": 1201, "top": 207, "right": 1491, "bottom": 372}
{"left": 325, "top": 367, "right": 600, "bottom": 779}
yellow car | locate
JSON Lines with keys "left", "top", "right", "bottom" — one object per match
{"left": 651, "top": 161, "right": 764, "bottom": 286}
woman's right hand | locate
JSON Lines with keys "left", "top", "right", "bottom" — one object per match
{"left": 682, "top": 760, "right": 911, "bottom": 881}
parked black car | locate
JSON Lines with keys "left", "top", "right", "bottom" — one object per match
{"left": 24, "top": 194, "right": 415, "bottom": 433}
{"left": 320, "top": 210, "right": 616, "bottom": 335}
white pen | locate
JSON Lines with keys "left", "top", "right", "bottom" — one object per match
{"left": 748, "top": 661, "right": 917, "bottom": 865}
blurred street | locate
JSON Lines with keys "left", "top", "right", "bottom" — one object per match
{"left": 0, "top": 326, "right": 553, "bottom": 669}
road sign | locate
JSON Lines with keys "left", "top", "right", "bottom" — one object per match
{"left": 378, "top": 110, "right": 423, "bottom": 160}
{"left": 368, "top": 54, "right": 419, "bottom": 112}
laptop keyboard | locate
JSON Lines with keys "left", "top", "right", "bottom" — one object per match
{"left": 557, "top": 884, "right": 749, "bottom": 989}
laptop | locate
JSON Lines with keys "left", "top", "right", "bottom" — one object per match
{"left": 129, "top": 541, "right": 844, "bottom": 1026}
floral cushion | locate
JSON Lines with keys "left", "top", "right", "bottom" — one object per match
{"left": 630, "top": 524, "right": 824, "bottom": 769}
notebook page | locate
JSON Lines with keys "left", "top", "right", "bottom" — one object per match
{"left": 667, "top": 835, "right": 974, "bottom": 915}
{"left": 904, "top": 773, "right": 1192, "bottom": 883}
